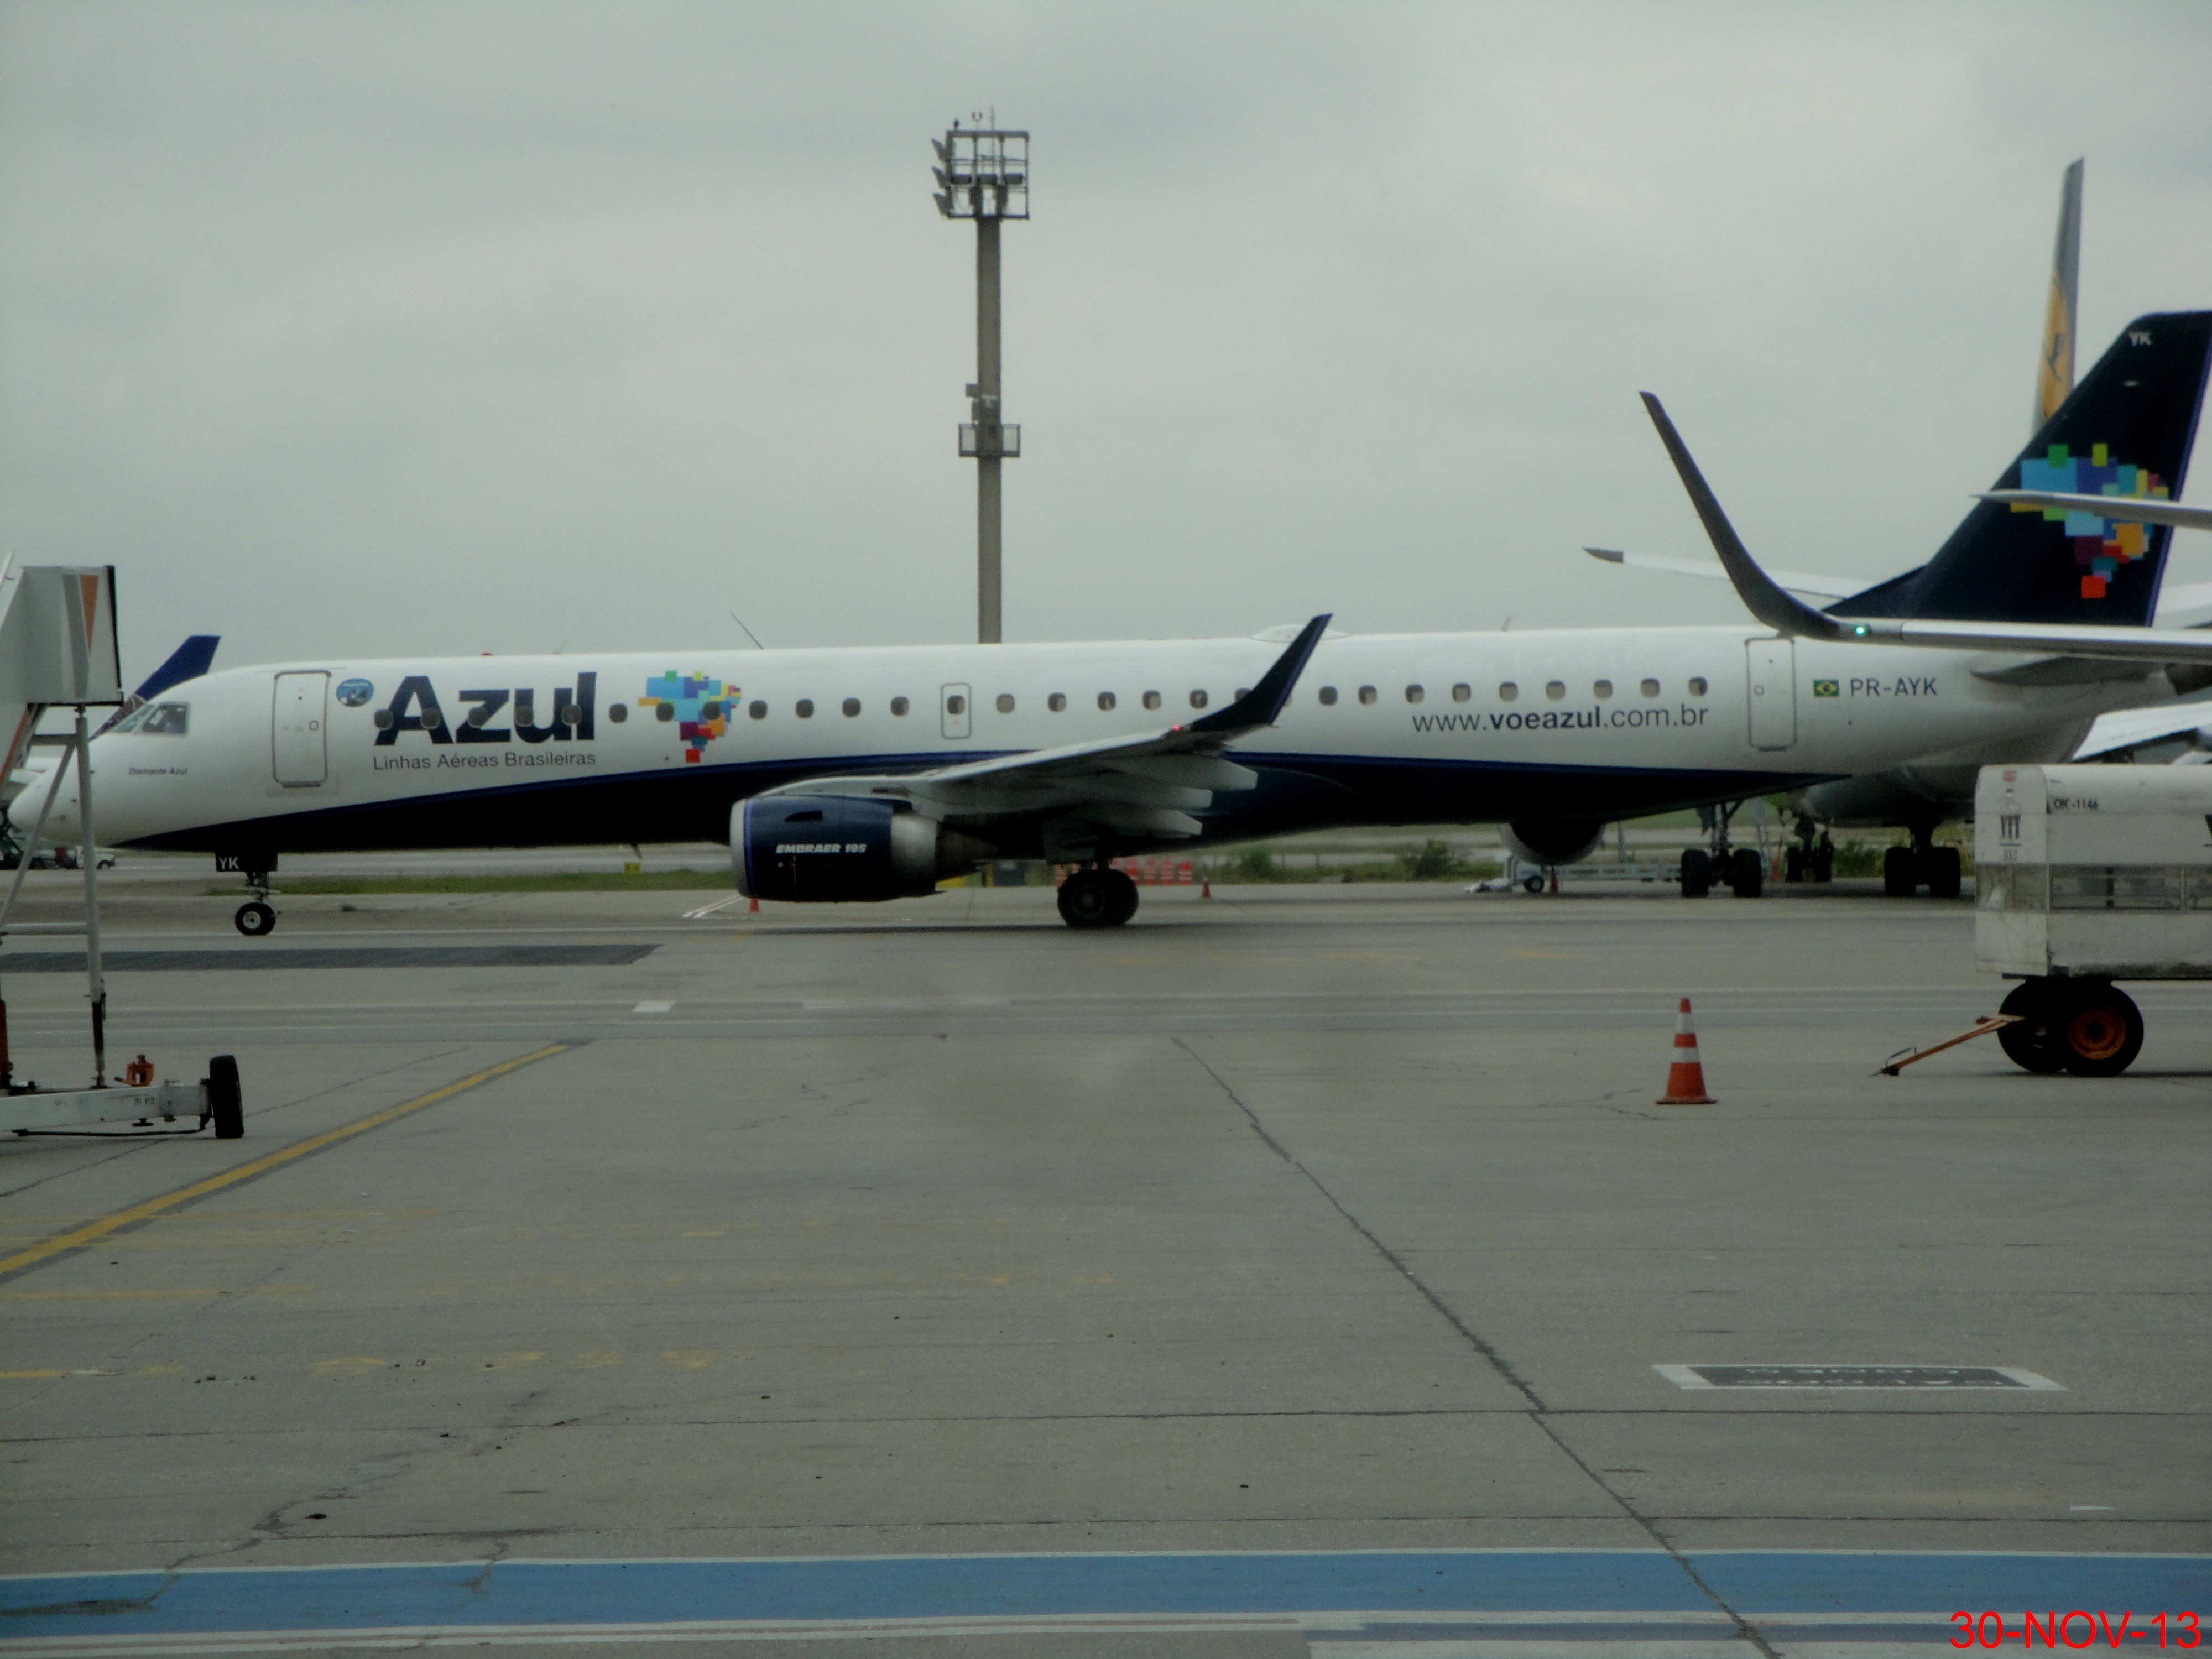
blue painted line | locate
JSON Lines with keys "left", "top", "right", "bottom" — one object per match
{"left": 1, "top": 1553, "right": 2205, "bottom": 1642}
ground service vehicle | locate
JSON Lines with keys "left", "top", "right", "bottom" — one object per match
{"left": 1974, "top": 763, "right": 2212, "bottom": 1076}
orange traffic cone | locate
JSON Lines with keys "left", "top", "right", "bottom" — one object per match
{"left": 748, "top": 895, "right": 759, "bottom": 914}
{"left": 1657, "top": 997, "right": 1715, "bottom": 1104}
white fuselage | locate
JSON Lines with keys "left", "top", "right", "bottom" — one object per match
{"left": 48, "top": 626, "right": 2165, "bottom": 858}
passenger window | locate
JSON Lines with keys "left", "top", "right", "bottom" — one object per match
{"left": 656, "top": 702, "right": 675, "bottom": 722}
{"left": 1358, "top": 686, "right": 1377, "bottom": 705}
{"left": 1498, "top": 682, "right": 1517, "bottom": 702}
{"left": 1235, "top": 688, "right": 1249, "bottom": 700}
{"left": 1593, "top": 680, "right": 1612, "bottom": 699}
{"left": 700, "top": 701, "right": 721, "bottom": 721}
{"left": 608, "top": 702, "right": 628, "bottom": 723}
{"left": 891, "top": 696, "right": 909, "bottom": 716}
{"left": 1048, "top": 693, "right": 1066, "bottom": 712}
{"left": 996, "top": 693, "right": 1015, "bottom": 713}
{"left": 795, "top": 698, "right": 815, "bottom": 718}
{"left": 1640, "top": 679, "right": 1660, "bottom": 698}
{"left": 1688, "top": 676, "right": 1708, "bottom": 696}
{"left": 749, "top": 700, "right": 767, "bottom": 719}
{"left": 373, "top": 709, "right": 394, "bottom": 729}
{"left": 1097, "top": 691, "right": 1116, "bottom": 711}
{"left": 1188, "top": 690, "right": 1208, "bottom": 709}
{"left": 560, "top": 702, "right": 583, "bottom": 725}
{"left": 1405, "top": 685, "right": 1424, "bottom": 703}
{"left": 945, "top": 694, "right": 966, "bottom": 715}
{"left": 1142, "top": 691, "right": 1161, "bottom": 711}
{"left": 1452, "top": 684, "right": 1470, "bottom": 702}
{"left": 842, "top": 698, "right": 861, "bottom": 717}
{"left": 1318, "top": 686, "right": 1338, "bottom": 706}
{"left": 1545, "top": 681, "right": 1566, "bottom": 700}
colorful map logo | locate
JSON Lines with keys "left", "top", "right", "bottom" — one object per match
{"left": 2013, "top": 442, "right": 2171, "bottom": 599}
{"left": 640, "top": 673, "right": 739, "bottom": 764}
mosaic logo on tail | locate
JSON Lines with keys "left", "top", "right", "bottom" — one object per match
{"left": 2012, "top": 442, "right": 2171, "bottom": 599}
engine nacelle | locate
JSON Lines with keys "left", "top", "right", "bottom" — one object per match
{"left": 1500, "top": 817, "right": 1608, "bottom": 868}
{"left": 733, "top": 795, "right": 989, "bottom": 902}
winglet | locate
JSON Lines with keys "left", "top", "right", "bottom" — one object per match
{"left": 1639, "top": 394, "right": 1847, "bottom": 641}
{"left": 1584, "top": 546, "right": 1626, "bottom": 564}
{"left": 1189, "top": 612, "right": 1332, "bottom": 734}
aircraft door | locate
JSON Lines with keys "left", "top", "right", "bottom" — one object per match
{"left": 1745, "top": 640, "right": 1796, "bottom": 750}
{"left": 940, "top": 682, "right": 971, "bottom": 740}
{"left": 272, "top": 671, "right": 329, "bottom": 785}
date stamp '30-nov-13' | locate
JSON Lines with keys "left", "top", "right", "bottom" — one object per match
{"left": 1952, "top": 1612, "right": 2200, "bottom": 1648}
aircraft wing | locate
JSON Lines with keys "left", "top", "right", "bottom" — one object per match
{"left": 1582, "top": 546, "right": 1861, "bottom": 598}
{"left": 752, "top": 613, "right": 1332, "bottom": 836}
{"left": 1639, "top": 393, "right": 2212, "bottom": 667}
{"left": 2073, "top": 696, "right": 2212, "bottom": 761}
{"left": 1976, "top": 490, "right": 2212, "bottom": 534}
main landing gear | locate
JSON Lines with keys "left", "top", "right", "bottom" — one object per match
{"left": 1678, "top": 800, "right": 1764, "bottom": 899}
{"left": 1882, "top": 821, "right": 1963, "bottom": 899}
{"left": 1782, "top": 812, "right": 1834, "bottom": 884}
{"left": 1056, "top": 865, "right": 1139, "bottom": 930}
{"left": 1996, "top": 979, "right": 2145, "bottom": 1077}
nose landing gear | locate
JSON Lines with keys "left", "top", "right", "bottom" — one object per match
{"left": 228, "top": 863, "right": 279, "bottom": 936}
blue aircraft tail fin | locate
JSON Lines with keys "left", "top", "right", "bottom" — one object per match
{"left": 95, "top": 635, "right": 220, "bottom": 734}
{"left": 1832, "top": 311, "right": 2212, "bottom": 626}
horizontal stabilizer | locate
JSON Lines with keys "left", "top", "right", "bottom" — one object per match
{"left": 1977, "top": 490, "right": 2212, "bottom": 534}
{"left": 1582, "top": 546, "right": 1860, "bottom": 599}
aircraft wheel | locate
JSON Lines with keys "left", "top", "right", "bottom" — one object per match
{"left": 1056, "top": 870, "right": 1118, "bottom": 930}
{"left": 1521, "top": 874, "right": 1545, "bottom": 894}
{"left": 234, "top": 901, "right": 276, "bottom": 937}
{"left": 2055, "top": 982, "right": 2144, "bottom": 1078}
{"left": 1996, "top": 982, "right": 2067, "bottom": 1073}
{"left": 1679, "top": 849, "right": 1712, "bottom": 899}
{"left": 1924, "top": 846, "right": 1963, "bottom": 899}
{"left": 1105, "top": 869, "right": 1140, "bottom": 926}
{"left": 1728, "top": 847, "right": 1764, "bottom": 898}
{"left": 1882, "top": 846, "right": 1918, "bottom": 897}
{"left": 206, "top": 1055, "right": 244, "bottom": 1139}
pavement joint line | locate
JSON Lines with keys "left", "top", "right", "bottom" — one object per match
{"left": 1170, "top": 1036, "right": 1788, "bottom": 1659}
{"left": 0, "top": 1045, "right": 572, "bottom": 1285}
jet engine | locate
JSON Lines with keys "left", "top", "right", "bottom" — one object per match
{"left": 733, "top": 796, "right": 992, "bottom": 902}
{"left": 1500, "top": 817, "right": 1608, "bottom": 868}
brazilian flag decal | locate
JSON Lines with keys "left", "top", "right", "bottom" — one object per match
{"left": 1812, "top": 679, "right": 1840, "bottom": 698}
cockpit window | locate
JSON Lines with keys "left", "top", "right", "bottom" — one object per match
{"left": 114, "top": 701, "right": 189, "bottom": 735}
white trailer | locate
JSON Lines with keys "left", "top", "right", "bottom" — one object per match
{"left": 1974, "top": 763, "right": 2212, "bottom": 1076}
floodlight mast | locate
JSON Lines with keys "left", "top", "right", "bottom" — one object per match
{"left": 933, "top": 123, "right": 1027, "bottom": 644}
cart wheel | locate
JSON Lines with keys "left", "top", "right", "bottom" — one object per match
{"left": 235, "top": 901, "right": 275, "bottom": 937}
{"left": 1996, "top": 982, "right": 2065, "bottom": 1073}
{"left": 2056, "top": 983, "right": 2144, "bottom": 1078}
{"left": 207, "top": 1055, "right": 243, "bottom": 1138}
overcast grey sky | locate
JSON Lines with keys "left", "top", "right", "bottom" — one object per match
{"left": 4, "top": 1, "right": 2209, "bottom": 682}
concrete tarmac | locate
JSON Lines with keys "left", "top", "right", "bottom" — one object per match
{"left": 1, "top": 880, "right": 2206, "bottom": 1653}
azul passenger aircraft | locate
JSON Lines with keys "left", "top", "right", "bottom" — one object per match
{"left": 39, "top": 311, "right": 2212, "bottom": 933}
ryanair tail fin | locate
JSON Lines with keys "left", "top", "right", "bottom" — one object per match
{"left": 1832, "top": 311, "right": 2212, "bottom": 627}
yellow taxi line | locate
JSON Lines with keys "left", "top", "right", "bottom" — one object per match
{"left": 0, "top": 1045, "right": 570, "bottom": 1281}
